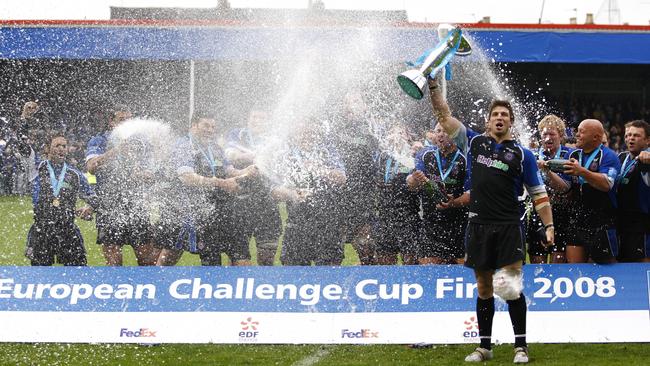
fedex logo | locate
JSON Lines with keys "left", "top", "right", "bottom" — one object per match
{"left": 341, "top": 329, "right": 379, "bottom": 338}
{"left": 120, "top": 328, "right": 157, "bottom": 338}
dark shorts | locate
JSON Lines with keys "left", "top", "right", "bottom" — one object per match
{"left": 567, "top": 226, "right": 618, "bottom": 263}
{"left": 26, "top": 223, "right": 87, "bottom": 266}
{"left": 617, "top": 230, "right": 650, "bottom": 261}
{"left": 420, "top": 209, "right": 467, "bottom": 260}
{"left": 153, "top": 195, "right": 252, "bottom": 264}
{"left": 340, "top": 190, "right": 377, "bottom": 238}
{"left": 152, "top": 203, "right": 185, "bottom": 251}
{"left": 281, "top": 200, "right": 344, "bottom": 265}
{"left": 374, "top": 184, "right": 422, "bottom": 257}
{"left": 198, "top": 216, "right": 251, "bottom": 265}
{"left": 231, "top": 196, "right": 282, "bottom": 243}
{"left": 464, "top": 222, "right": 526, "bottom": 271}
{"left": 375, "top": 210, "right": 420, "bottom": 257}
{"left": 96, "top": 211, "right": 153, "bottom": 247}
{"left": 154, "top": 210, "right": 251, "bottom": 265}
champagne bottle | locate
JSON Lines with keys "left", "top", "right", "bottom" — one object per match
{"left": 423, "top": 180, "right": 435, "bottom": 196}
{"left": 423, "top": 180, "right": 448, "bottom": 203}
{"left": 546, "top": 159, "right": 570, "bottom": 173}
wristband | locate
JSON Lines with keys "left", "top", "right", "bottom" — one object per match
{"left": 545, "top": 223, "right": 554, "bottom": 229}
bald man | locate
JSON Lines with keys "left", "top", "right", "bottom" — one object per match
{"left": 545, "top": 119, "right": 621, "bottom": 263}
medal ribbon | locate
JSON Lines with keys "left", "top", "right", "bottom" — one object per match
{"left": 176, "top": 218, "right": 198, "bottom": 253}
{"left": 617, "top": 153, "right": 638, "bottom": 183}
{"left": 46, "top": 161, "right": 68, "bottom": 198}
{"left": 578, "top": 144, "right": 602, "bottom": 185}
{"left": 384, "top": 157, "right": 401, "bottom": 183}
{"left": 435, "top": 148, "right": 461, "bottom": 183}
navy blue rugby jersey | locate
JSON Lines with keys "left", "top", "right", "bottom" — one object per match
{"left": 278, "top": 142, "right": 345, "bottom": 192}
{"left": 85, "top": 131, "right": 154, "bottom": 200}
{"left": 174, "top": 134, "right": 230, "bottom": 179}
{"left": 84, "top": 131, "right": 110, "bottom": 194}
{"left": 616, "top": 150, "right": 650, "bottom": 230}
{"left": 332, "top": 123, "right": 380, "bottom": 194}
{"left": 377, "top": 151, "right": 419, "bottom": 213}
{"left": 563, "top": 146, "right": 620, "bottom": 223}
{"left": 32, "top": 160, "right": 97, "bottom": 224}
{"left": 463, "top": 129, "right": 545, "bottom": 225}
{"left": 534, "top": 145, "right": 574, "bottom": 214}
{"left": 415, "top": 145, "right": 467, "bottom": 211}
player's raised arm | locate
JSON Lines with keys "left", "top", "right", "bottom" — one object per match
{"left": 427, "top": 77, "right": 463, "bottom": 138}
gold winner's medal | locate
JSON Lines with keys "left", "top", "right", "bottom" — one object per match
{"left": 52, "top": 198, "right": 60, "bottom": 207}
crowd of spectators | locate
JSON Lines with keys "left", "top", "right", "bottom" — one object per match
{"left": 0, "top": 101, "right": 98, "bottom": 195}
{"left": 555, "top": 96, "right": 650, "bottom": 151}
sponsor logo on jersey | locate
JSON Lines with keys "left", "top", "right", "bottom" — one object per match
{"left": 477, "top": 155, "right": 509, "bottom": 172}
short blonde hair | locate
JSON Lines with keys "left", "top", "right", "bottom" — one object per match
{"left": 538, "top": 114, "right": 567, "bottom": 140}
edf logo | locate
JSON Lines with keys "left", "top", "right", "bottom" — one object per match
{"left": 463, "top": 316, "right": 479, "bottom": 338}
{"left": 239, "top": 317, "right": 259, "bottom": 339}
{"left": 120, "top": 328, "right": 157, "bottom": 337}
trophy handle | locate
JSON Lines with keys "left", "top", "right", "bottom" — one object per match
{"left": 438, "top": 24, "right": 472, "bottom": 57}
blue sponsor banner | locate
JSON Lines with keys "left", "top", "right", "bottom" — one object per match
{"left": 0, "top": 264, "right": 648, "bottom": 313}
{"left": 1, "top": 25, "right": 650, "bottom": 63}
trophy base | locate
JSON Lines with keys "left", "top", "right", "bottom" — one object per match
{"left": 397, "top": 70, "right": 426, "bottom": 100}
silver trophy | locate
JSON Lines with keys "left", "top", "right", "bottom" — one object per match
{"left": 397, "top": 24, "right": 472, "bottom": 100}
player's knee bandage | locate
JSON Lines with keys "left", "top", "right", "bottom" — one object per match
{"left": 493, "top": 269, "right": 523, "bottom": 300}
